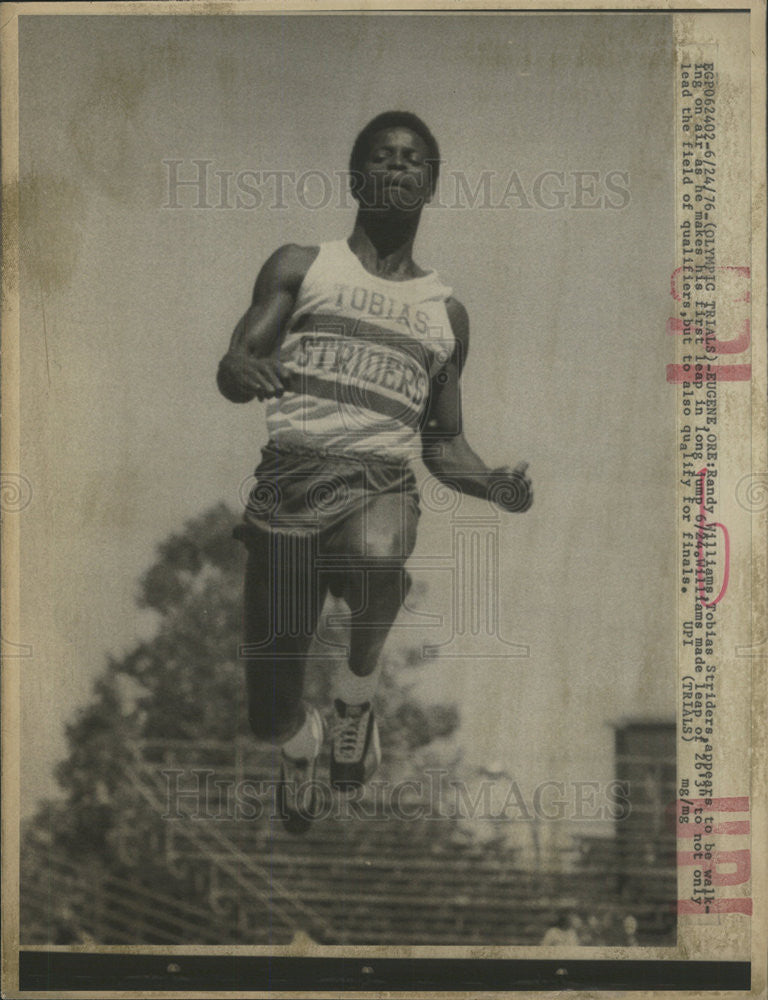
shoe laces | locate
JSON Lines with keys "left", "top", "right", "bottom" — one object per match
{"left": 332, "top": 700, "right": 371, "bottom": 762}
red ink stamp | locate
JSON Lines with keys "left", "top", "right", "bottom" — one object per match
{"left": 695, "top": 466, "right": 730, "bottom": 606}
{"left": 666, "top": 265, "right": 752, "bottom": 381}
{"left": 674, "top": 796, "right": 751, "bottom": 916}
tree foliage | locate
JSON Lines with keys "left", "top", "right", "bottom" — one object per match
{"left": 22, "top": 502, "right": 465, "bottom": 942}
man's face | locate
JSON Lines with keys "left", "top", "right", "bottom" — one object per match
{"left": 358, "top": 127, "right": 433, "bottom": 211}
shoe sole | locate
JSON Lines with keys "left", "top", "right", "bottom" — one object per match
{"left": 278, "top": 761, "right": 318, "bottom": 834}
{"left": 278, "top": 709, "right": 324, "bottom": 835}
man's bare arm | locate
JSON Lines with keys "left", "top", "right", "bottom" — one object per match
{"left": 217, "top": 244, "right": 318, "bottom": 403}
{"left": 421, "top": 298, "right": 533, "bottom": 512}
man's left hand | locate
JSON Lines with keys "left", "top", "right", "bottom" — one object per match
{"left": 489, "top": 462, "right": 534, "bottom": 513}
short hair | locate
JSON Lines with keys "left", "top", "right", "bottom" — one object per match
{"left": 349, "top": 111, "right": 440, "bottom": 194}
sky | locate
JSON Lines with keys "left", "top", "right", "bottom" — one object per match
{"left": 16, "top": 12, "right": 676, "bottom": 819}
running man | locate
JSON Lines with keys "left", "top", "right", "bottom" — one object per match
{"left": 217, "top": 111, "right": 533, "bottom": 832}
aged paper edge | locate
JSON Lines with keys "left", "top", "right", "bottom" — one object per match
{"left": 1, "top": 1, "right": 765, "bottom": 997}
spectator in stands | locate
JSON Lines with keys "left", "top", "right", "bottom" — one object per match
{"left": 540, "top": 910, "right": 582, "bottom": 945}
{"left": 581, "top": 912, "right": 604, "bottom": 945}
{"left": 622, "top": 913, "right": 640, "bottom": 946}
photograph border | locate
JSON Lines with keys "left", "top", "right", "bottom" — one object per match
{"left": 2, "top": 2, "right": 765, "bottom": 997}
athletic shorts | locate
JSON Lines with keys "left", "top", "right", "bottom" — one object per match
{"left": 233, "top": 442, "right": 421, "bottom": 549}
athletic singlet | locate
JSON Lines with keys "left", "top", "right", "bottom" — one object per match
{"left": 265, "top": 240, "right": 455, "bottom": 462}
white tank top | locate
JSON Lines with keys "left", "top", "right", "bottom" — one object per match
{"left": 266, "top": 239, "right": 455, "bottom": 462}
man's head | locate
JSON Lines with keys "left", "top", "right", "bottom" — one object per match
{"left": 349, "top": 111, "right": 440, "bottom": 209}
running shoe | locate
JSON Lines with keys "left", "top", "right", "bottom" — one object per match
{"left": 277, "top": 706, "right": 324, "bottom": 834}
{"left": 330, "top": 699, "right": 381, "bottom": 792}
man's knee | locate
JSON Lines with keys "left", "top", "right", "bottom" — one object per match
{"left": 344, "top": 516, "right": 418, "bottom": 565}
{"left": 350, "top": 529, "right": 408, "bottom": 562}
{"left": 330, "top": 494, "right": 418, "bottom": 564}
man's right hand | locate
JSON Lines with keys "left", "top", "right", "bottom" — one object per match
{"left": 217, "top": 353, "right": 294, "bottom": 403}
{"left": 217, "top": 244, "right": 318, "bottom": 404}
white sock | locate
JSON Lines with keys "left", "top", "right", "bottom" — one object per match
{"left": 333, "top": 664, "right": 380, "bottom": 707}
{"left": 281, "top": 704, "right": 322, "bottom": 760}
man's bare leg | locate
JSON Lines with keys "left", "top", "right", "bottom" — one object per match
{"left": 241, "top": 530, "right": 328, "bottom": 830}
{"left": 326, "top": 494, "right": 418, "bottom": 789}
